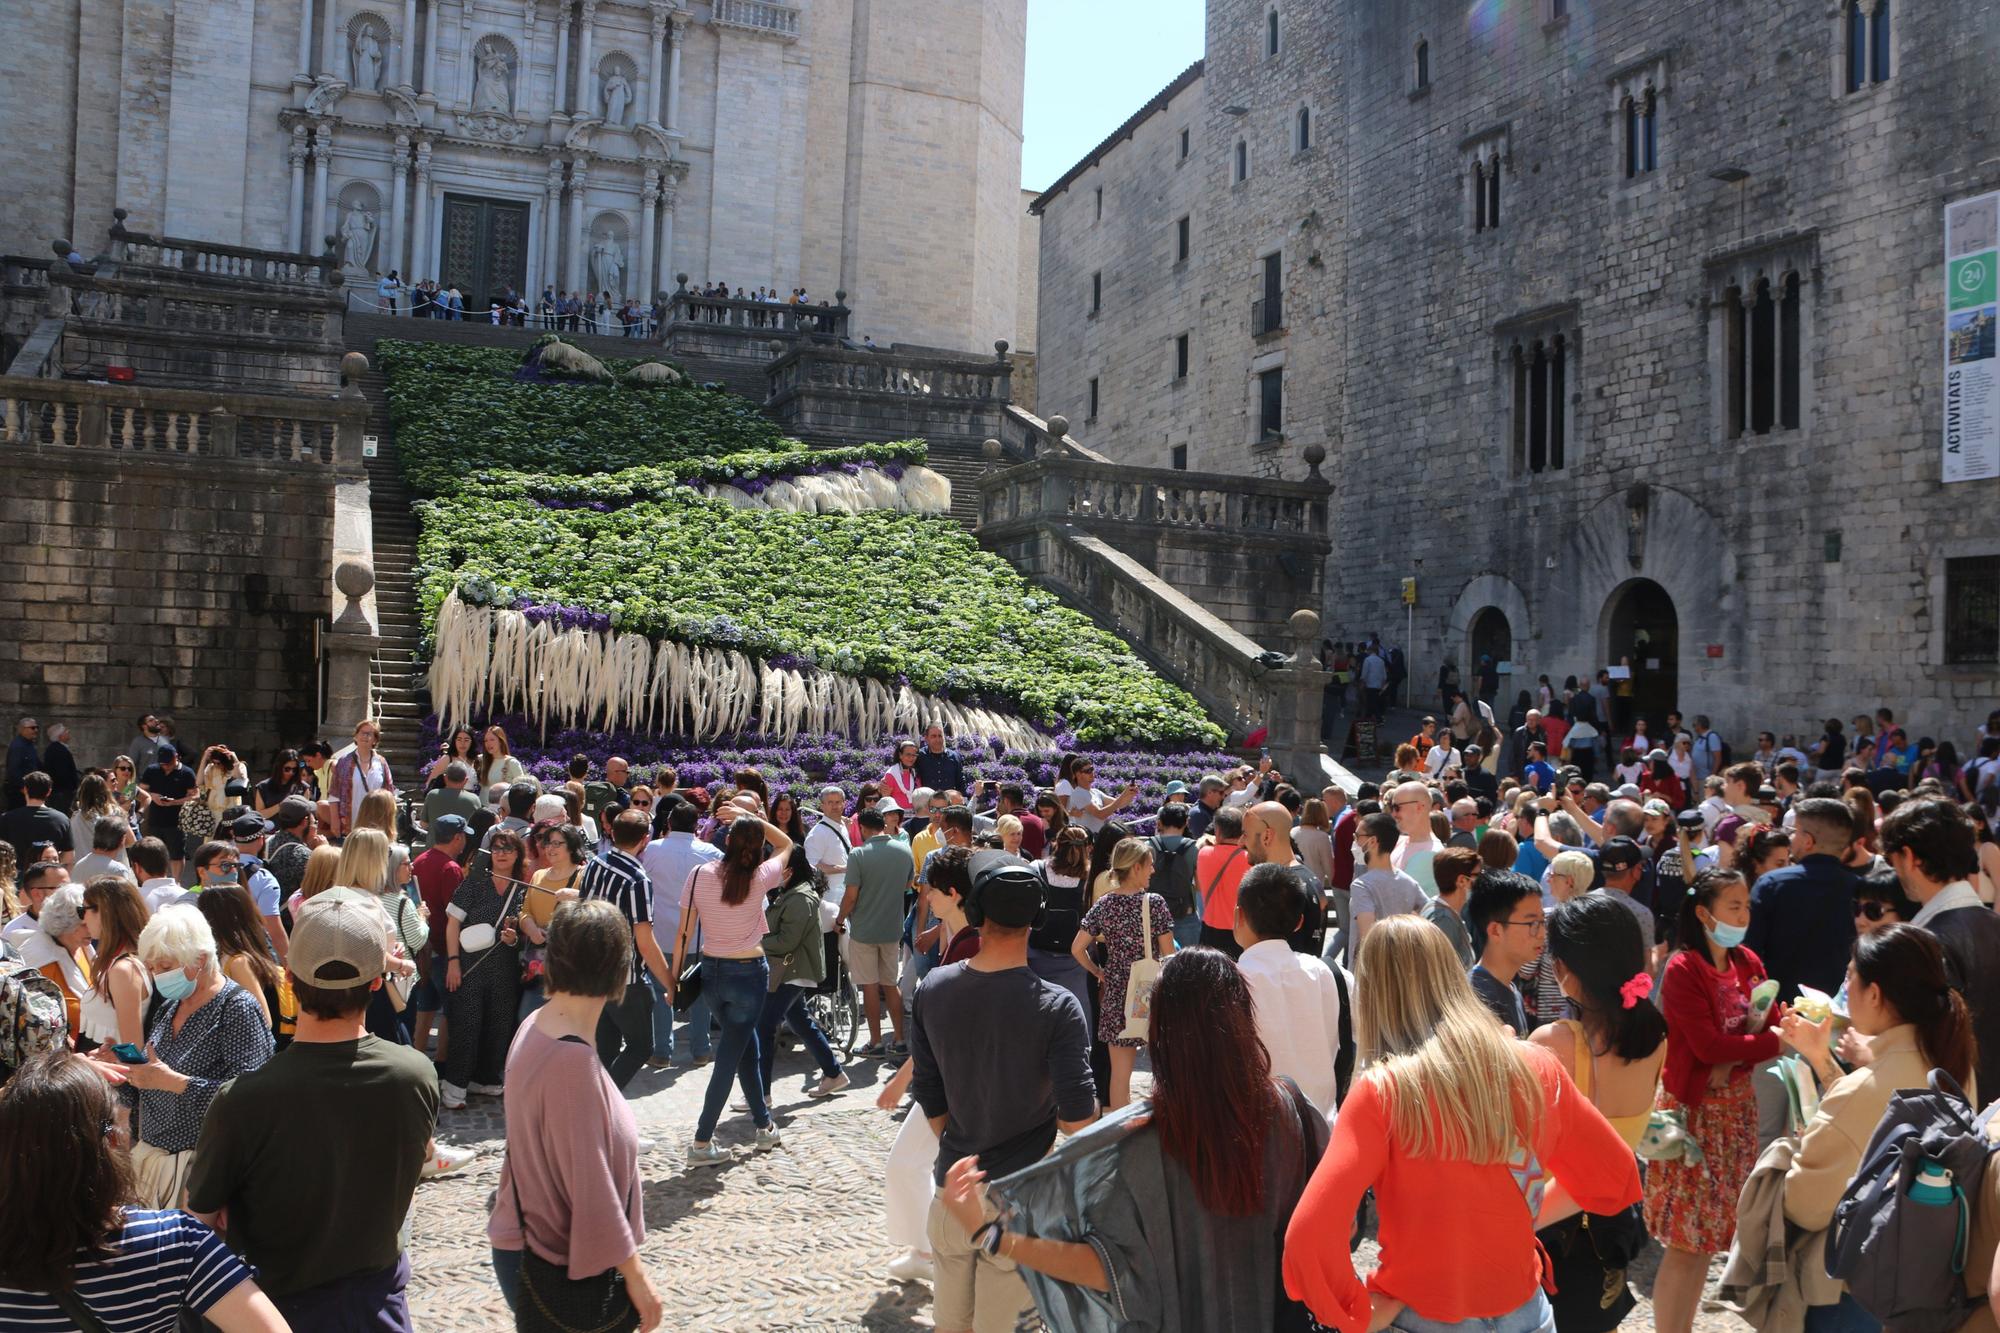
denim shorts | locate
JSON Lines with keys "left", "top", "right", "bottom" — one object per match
{"left": 1391, "top": 1291, "right": 1554, "bottom": 1333}
{"left": 409, "top": 973, "right": 442, "bottom": 1014}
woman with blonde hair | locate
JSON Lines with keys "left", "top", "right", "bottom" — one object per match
{"left": 336, "top": 828, "right": 424, "bottom": 1044}
{"left": 353, "top": 788, "right": 414, "bottom": 898}
{"left": 69, "top": 772, "right": 122, "bottom": 858}
{"left": 79, "top": 875, "right": 150, "bottom": 1054}
{"left": 292, "top": 843, "right": 342, "bottom": 912}
{"left": 1283, "top": 916, "right": 1641, "bottom": 1333}
{"left": 1073, "top": 837, "right": 1176, "bottom": 1109}
{"left": 0, "top": 840, "right": 20, "bottom": 924}
{"left": 476, "top": 724, "right": 525, "bottom": 794}
{"left": 995, "top": 813, "right": 1024, "bottom": 857}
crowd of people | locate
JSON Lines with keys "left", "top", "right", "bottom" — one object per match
{"left": 6, "top": 698, "right": 2000, "bottom": 1333}
{"left": 364, "top": 272, "right": 846, "bottom": 337}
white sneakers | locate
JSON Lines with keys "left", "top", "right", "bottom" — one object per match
{"left": 886, "top": 1250, "right": 934, "bottom": 1284}
{"left": 468, "top": 1082, "right": 505, "bottom": 1097}
{"left": 439, "top": 1081, "right": 467, "bottom": 1111}
{"left": 420, "top": 1143, "right": 478, "bottom": 1179}
{"left": 806, "top": 1072, "right": 851, "bottom": 1099}
{"left": 685, "top": 1141, "right": 730, "bottom": 1169}
{"left": 753, "top": 1125, "right": 783, "bottom": 1153}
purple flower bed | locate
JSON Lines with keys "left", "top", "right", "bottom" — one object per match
{"left": 420, "top": 712, "right": 1237, "bottom": 825}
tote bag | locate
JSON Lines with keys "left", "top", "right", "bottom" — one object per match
{"left": 1117, "top": 894, "right": 1161, "bottom": 1042}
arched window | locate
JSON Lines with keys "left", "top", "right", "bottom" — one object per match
{"left": 1267, "top": 7, "right": 1280, "bottom": 58}
{"left": 1474, "top": 159, "right": 1501, "bottom": 231}
{"left": 1415, "top": 39, "right": 1431, "bottom": 91}
{"left": 1295, "top": 106, "right": 1311, "bottom": 153}
{"left": 1727, "top": 270, "right": 1804, "bottom": 438}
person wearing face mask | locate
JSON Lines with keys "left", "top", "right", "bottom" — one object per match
{"left": 1646, "top": 868, "right": 1784, "bottom": 1333}
{"left": 85, "top": 904, "right": 273, "bottom": 1208}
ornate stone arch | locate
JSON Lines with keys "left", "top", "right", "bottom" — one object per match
{"left": 345, "top": 11, "right": 393, "bottom": 91}
{"left": 1446, "top": 573, "right": 1533, "bottom": 695}
{"left": 594, "top": 50, "right": 641, "bottom": 125}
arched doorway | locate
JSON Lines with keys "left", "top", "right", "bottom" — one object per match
{"left": 1468, "top": 607, "right": 1512, "bottom": 704}
{"left": 1605, "top": 578, "right": 1678, "bottom": 740}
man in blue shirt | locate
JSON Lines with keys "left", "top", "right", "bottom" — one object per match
{"left": 1522, "top": 742, "right": 1556, "bottom": 794}
{"left": 1742, "top": 797, "right": 1859, "bottom": 1002}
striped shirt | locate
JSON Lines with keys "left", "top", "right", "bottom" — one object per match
{"left": 578, "top": 848, "right": 653, "bottom": 985}
{"left": 0, "top": 1209, "right": 253, "bottom": 1330}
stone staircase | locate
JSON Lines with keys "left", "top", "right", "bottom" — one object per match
{"left": 346, "top": 336, "right": 430, "bottom": 766}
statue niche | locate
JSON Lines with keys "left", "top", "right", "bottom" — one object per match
{"left": 470, "top": 38, "right": 515, "bottom": 114}
{"left": 349, "top": 16, "right": 388, "bottom": 92}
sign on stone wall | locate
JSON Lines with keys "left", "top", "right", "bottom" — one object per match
{"left": 1944, "top": 191, "right": 2000, "bottom": 483}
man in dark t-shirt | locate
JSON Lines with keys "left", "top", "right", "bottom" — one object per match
{"left": 910, "top": 855, "right": 1097, "bottom": 1328}
{"left": 1465, "top": 869, "right": 1544, "bottom": 1034}
{"left": 0, "top": 771, "right": 73, "bottom": 869}
{"left": 140, "top": 745, "right": 198, "bottom": 864}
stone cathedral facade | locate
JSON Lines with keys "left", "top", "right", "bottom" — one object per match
{"left": 1034, "top": 0, "right": 2000, "bottom": 741}
{"left": 2, "top": 0, "right": 1028, "bottom": 351}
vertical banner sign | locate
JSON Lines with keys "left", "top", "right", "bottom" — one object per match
{"left": 1945, "top": 192, "right": 2000, "bottom": 483}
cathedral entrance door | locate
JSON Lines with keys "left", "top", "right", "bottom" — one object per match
{"left": 438, "top": 195, "right": 529, "bottom": 308}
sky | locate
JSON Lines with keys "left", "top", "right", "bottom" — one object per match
{"left": 1021, "top": 0, "right": 1207, "bottom": 192}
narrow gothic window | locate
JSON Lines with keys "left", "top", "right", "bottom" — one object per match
{"left": 1727, "top": 272, "right": 1804, "bottom": 438}
{"left": 1296, "top": 107, "right": 1311, "bottom": 153}
{"left": 1094, "top": 187, "right": 1103, "bottom": 221}
{"left": 1259, "top": 368, "right": 1284, "bottom": 439}
{"left": 1551, "top": 0, "right": 1568, "bottom": 17}
{"left": 1175, "top": 333, "right": 1190, "bottom": 380}
{"left": 1624, "top": 95, "right": 1659, "bottom": 176}
{"left": 1255, "top": 252, "right": 1283, "bottom": 334}
{"left": 1474, "top": 160, "right": 1501, "bottom": 231}
{"left": 1474, "top": 165, "right": 1488, "bottom": 231}
{"left": 1846, "top": 0, "right": 1870, "bottom": 92}
{"left": 1090, "top": 271, "right": 1101, "bottom": 316}
{"left": 1180, "top": 127, "right": 1191, "bottom": 159}
{"left": 1087, "top": 377, "right": 1099, "bottom": 420}
{"left": 1415, "top": 40, "right": 1431, "bottom": 90}
{"left": 1267, "top": 8, "right": 1280, "bottom": 57}
{"left": 1176, "top": 215, "right": 1190, "bottom": 263}
{"left": 1487, "top": 160, "right": 1501, "bottom": 228}
{"left": 1870, "top": 0, "right": 1891, "bottom": 82}
{"left": 1512, "top": 337, "right": 1568, "bottom": 473}
{"left": 1235, "top": 140, "right": 1248, "bottom": 183}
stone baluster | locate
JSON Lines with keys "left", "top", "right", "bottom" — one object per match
{"left": 574, "top": 0, "right": 596, "bottom": 115}
{"left": 638, "top": 168, "right": 660, "bottom": 304}
{"left": 564, "top": 158, "right": 588, "bottom": 291}
{"left": 542, "top": 159, "right": 565, "bottom": 295}
{"left": 308, "top": 124, "right": 334, "bottom": 259}
{"left": 421, "top": 0, "right": 439, "bottom": 94}
{"left": 399, "top": 0, "right": 418, "bottom": 86}
{"left": 320, "top": 0, "right": 342, "bottom": 80}
{"left": 296, "top": 0, "right": 314, "bottom": 78}
{"left": 286, "top": 127, "right": 308, "bottom": 252}
{"left": 666, "top": 11, "right": 685, "bottom": 133}
{"left": 642, "top": 4, "right": 666, "bottom": 125}
{"left": 552, "top": 0, "right": 572, "bottom": 112}
{"left": 409, "top": 140, "right": 432, "bottom": 278}
{"left": 388, "top": 136, "right": 410, "bottom": 282}
{"left": 657, "top": 186, "right": 677, "bottom": 296}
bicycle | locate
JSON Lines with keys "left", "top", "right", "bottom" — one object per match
{"left": 803, "top": 930, "right": 861, "bottom": 1057}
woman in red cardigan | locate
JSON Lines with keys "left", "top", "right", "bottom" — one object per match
{"left": 1647, "top": 866, "right": 1785, "bottom": 1332}
{"left": 1282, "top": 916, "right": 1640, "bottom": 1333}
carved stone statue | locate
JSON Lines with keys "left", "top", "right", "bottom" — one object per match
{"left": 601, "top": 68, "right": 632, "bottom": 126}
{"left": 351, "top": 25, "right": 383, "bottom": 91}
{"left": 471, "top": 40, "right": 513, "bottom": 113}
{"left": 341, "top": 204, "right": 377, "bottom": 272}
{"left": 590, "top": 231, "right": 625, "bottom": 298}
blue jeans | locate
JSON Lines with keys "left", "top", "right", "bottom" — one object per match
{"left": 694, "top": 956, "right": 770, "bottom": 1143}
{"left": 1805, "top": 1294, "right": 1881, "bottom": 1333}
{"left": 647, "top": 972, "right": 712, "bottom": 1062}
{"left": 1390, "top": 1290, "right": 1553, "bottom": 1333}
{"left": 518, "top": 983, "right": 547, "bottom": 1024}
{"left": 1172, "top": 913, "right": 1201, "bottom": 947}
{"left": 755, "top": 985, "right": 842, "bottom": 1096}
{"left": 492, "top": 1247, "right": 520, "bottom": 1312}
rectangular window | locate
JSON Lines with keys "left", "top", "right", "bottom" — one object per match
{"left": 1174, "top": 332, "right": 1190, "bottom": 380}
{"left": 1253, "top": 252, "right": 1283, "bottom": 335}
{"left": 1415, "top": 40, "right": 1430, "bottom": 91}
{"left": 1176, "top": 216, "right": 1190, "bottom": 264}
{"left": 1094, "top": 187, "right": 1103, "bottom": 221}
{"left": 1510, "top": 334, "right": 1570, "bottom": 474}
{"left": 1087, "top": 377, "right": 1099, "bottom": 421}
{"left": 1727, "top": 273, "right": 1803, "bottom": 438}
{"left": 1624, "top": 96, "right": 1659, "bottom": 177}
{"left": 1259, "top": 368, "right": 1284, "bottom": 439}
{"left": 1180, "top": 127, "right": 1191, "bottom": 159}
{"left": 1171, "top": 443, "right": 1189, "bottom": 470}
{"left": 1090, "top": 271, "right": 1101, "bottom": 316}
{"left": 1946, "top": 556, "right": 2000, "bottom": 665}
{"left": 1235, "top": 140, "right": 1248, "bottom": 183}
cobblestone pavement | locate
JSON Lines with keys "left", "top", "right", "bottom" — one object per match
{"left": 406, "top": 1039, "right": 1746, "bottom": 1331}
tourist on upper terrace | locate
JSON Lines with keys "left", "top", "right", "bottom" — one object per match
{"left": 914, "top": 724, "right": 966, "bottom": 797}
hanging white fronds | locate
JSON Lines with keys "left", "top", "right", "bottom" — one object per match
{"left": 897, "top": 465, "right": 952, "bottom": 515}
{"left": 853, "top": 469, "right": 900, "bottom": 510}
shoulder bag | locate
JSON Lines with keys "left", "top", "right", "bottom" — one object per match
{"left": 1117, "top": 894, "right": 1161, "bottom": 1042}
{"left": 457, "top": 876, "right": 524, "bottom": 976}
{"left": 671, "top": 866, "right": 704, "bottom": 1014}
{"left": 1531, "top": 1021, "right": 1645, "bottom": 1332}
{"left": 506, "top": 1055, "right": 641, "bottom": 1333}
{"left": 178, "top": 784, "right": 217, "bottom": 842}
{"left": 383, "top": 893, "right": 416, "bottom": 1012}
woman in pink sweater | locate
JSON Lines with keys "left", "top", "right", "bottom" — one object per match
{"left": 488, "top": 899, "right": 663, "bottom": 1330}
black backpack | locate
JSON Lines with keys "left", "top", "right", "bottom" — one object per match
{"left": 1147, "top": 835, "right": 1199, "bottom": 919}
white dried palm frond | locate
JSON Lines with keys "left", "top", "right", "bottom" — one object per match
{"left": 896, "top": 466, "right": 952, "bottom": 515}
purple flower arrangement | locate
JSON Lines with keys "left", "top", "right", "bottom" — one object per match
{"left": 511, "top": 597, "right": 614, "bottom": 632}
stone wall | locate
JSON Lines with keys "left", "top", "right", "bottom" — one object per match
{"left": 1035, "top": 0, "right": 2000, "bottom": 743}
{"left": 0, "top": 452, "right": 335, "bottom": 773}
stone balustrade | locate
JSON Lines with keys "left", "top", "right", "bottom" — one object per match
{"left": 109, "top": 211, "right": 340, "bottom": 290}
{"left": 0, "top": 375, "right": 365, "bottom": 469}
{"left": 665, "top": 288, "right": 847, "bottom": 338}
{"left": 764, "top": 340, "right": 1013, "bottom": 449}
{"left": 712, "top": 0, "right": 802, "bottom": 39}
{"left": 1, "top": 256, "right": 52, "bottom": 293}
{"left": 978, "top": 451, "right": 1330, "bottom": 545}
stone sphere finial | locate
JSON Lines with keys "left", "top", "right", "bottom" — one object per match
{"left": 834, "top": 289, "right": 847, "bottom": 304}
{"left": 767, "top": 339, "right": 784, "bottom": 354}
{"left": 113, "top": 207, "right": 129, "bottom": 223}
{"left": 982, "top": 437, "right": 1003, "bottom": 460}
{"left": 1046, "top": 414, "right": 1070, "bottom": 438}
{"left": 341, "top": 351, "right": 371, "bottom": 384}
{"left": 994, "top": 339, "right": 1010, "bottom": 357}
{"left": 336, "top": 560, "right": 376, "bottom": 602}
{"left": 52, "top": 240, "right": 72, "bottom": 258}
{"left": 1289, "top": 608, "right": 1323, "bottom": 639}
{"left": 1302, "top": 442, "right": 1327, "bottom": 472}
{"left": 675, "top": 272, "right": 689, "bottom": 287}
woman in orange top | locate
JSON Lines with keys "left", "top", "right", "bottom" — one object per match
{"left": 1282, "top": 916, "right": 1640, "bottom": 1333}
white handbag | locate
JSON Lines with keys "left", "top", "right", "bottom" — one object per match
{"left": 1118, "top": 893, "right": 1161, "bottom": 1042}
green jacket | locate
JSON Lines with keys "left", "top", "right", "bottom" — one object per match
{"left": 762, "top": 881, "right": 825, "bottom": 987}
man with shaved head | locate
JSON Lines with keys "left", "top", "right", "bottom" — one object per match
{"left": 1241, "top": 800, "right": 1325, "bottom": 956}
{"left": 1386, "top": 780, "right": 1438, "bottom": 898}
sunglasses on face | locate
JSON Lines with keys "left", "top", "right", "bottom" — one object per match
{"left": 1856, "top": 901, "right": 1891, "bottom": 922}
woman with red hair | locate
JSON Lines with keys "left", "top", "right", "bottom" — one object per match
{"left": 936, "top": 946, "right": 1326, "bottom": 1331}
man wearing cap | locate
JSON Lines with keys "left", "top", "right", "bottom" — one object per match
{"left": 139, "top": 742, "right": 197, "bottom": 874}
{"left": 230, "top": 813, "right": 290, "bottom": 963}
{"left": 840, "top": 804, "right": 916, "bottom": 1056}
{"left": 1592, "top": 837, "right": 1656, "bottom": 961}
{"left": 409, "top": 815, "right": 469, "bottom": 1063}
{"left": 420, "top": 762, "right": 482, "bottom": 851}
{"left": 910, "top": 854, "right": 1097, "bottom": 1332}
{"left": 187, "top": 889, "right": 447, "bottom": 1330}
{"left": 265, "top": 797, "right": 320, "bottom": 905}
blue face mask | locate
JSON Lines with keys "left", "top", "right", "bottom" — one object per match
{"left": 153, "top": 968, "right": 196, "bottom": 1003}
{"left": 1706, "top": 919, "right": 1749, "bottom": 950}
{"left": 208, "top": 870, "right": 239, "bottom": 887}
{"left": 1156, "top": 835, "right": 1186, "bottom": 852}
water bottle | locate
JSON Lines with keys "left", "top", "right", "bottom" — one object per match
{"left": 1909, "top": 1161, "right": 1958, "bottom": 1207}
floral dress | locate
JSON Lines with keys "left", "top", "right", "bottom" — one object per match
{"left": 1081, "top": 890, "right": 1173, "bottom": 1049}
{"left": 1645, "top": 953, "right": 1766, "bottom": 1254}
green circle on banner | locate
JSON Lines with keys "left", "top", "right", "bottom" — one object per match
{"left": 1951, "top": 253, "right": 1997, "bottom": 310}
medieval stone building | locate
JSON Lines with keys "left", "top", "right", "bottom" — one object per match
{"left": 1035, "top": 0, "right": 2000, "bottom": 740}
{"left": 2, "top": 0, "right": 1029, "bottom": 351}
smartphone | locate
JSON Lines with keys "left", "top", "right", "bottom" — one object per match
{"left": 110, "top": 1042, "right": 148, "bottom": 1064}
